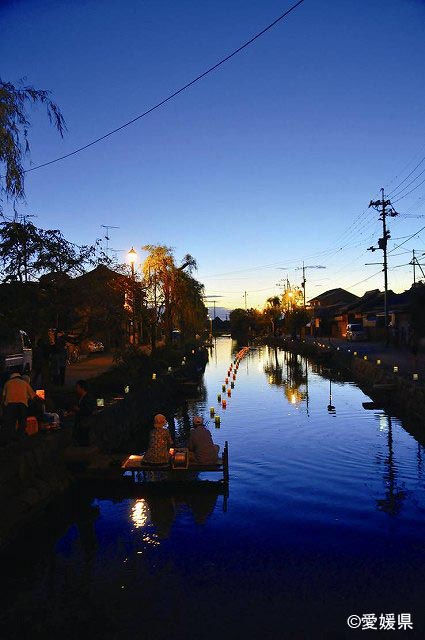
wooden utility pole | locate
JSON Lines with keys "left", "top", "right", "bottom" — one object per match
{"left": 368, "top": 188, "right": 398, "bottom": 347}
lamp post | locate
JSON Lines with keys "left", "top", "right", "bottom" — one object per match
{"left": 207, "top": 315, "right": 213, "bottom": 340}
{"left": 128, "top": 247, "right": 137, "bottom": 345}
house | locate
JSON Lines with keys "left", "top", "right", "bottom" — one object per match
{"left": 308, "top": 288, "right": 359, "bottom": 337}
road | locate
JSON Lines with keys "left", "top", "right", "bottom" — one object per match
{"left": 65, "top": 353, "right": 114, "bottom": 386}
{"left": 308, "top": 336, "right": 425, "bottom": 379}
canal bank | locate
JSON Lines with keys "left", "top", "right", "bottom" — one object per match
{"left": 2, "top": 337, "right": 425, "bottom": 639}
{"left": 0, "top": 346, "right": 208, "bottom": 551}
{"left": 264, "top": 336, "right": 425, "bottom": 425}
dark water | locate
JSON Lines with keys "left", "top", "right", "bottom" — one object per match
{"left": 3, "top": 338, "right": 425, "bottom": 639}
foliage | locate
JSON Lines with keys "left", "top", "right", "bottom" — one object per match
{"left": 263, "top": 296, "right": 282, "bottom": 335}
{"left": 284, "top": 308, "right": 310, "bottom": 337}
{"left": 410, "top": 282, "right": 425, "bottom": 341}
{"left": 0, "top": 218, "right": 99, "bottom": 282}
{"left": 142, "top": 244, "right": 206, "bottom": 345}
{"left": 0, "top": 78, "right": 65, "bottom": 209}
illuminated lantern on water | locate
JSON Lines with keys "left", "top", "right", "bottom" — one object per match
{"left": 222, "top": 384, "right": 226, "bottom": 392}
{"left": 210, "top": 407, "right": 215, "bottom": 417}
{"left": 225, "top": 377, "right": 229, "bottom": 384}
{"left": 227, "top": 388, "right": 231, "bottom": 397}
{"left": 217, "top": 393, "right": 221, "bottom": 402}
{"left": 222, "top": 399, "right": 227, "bottom": 409}
{"left": 231, "top": 381, "right": 235, "bottom": 389}
{"left": 215, "top": 415, "right": 221, "bottom": 427}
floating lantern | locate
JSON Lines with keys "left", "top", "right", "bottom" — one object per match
{"left": 210, "top": 407, "right": 215, "bottom": 416}
{"left": 376, "top": 359, "right": 381, "bottom": 365}
{"left": 217, "top": 393, "right": 221, "bottom": 402}
{"left": 181, "top": 360, "right": 185, "bottom": 366}
{"left": 363, "top": 356, "right": 368, "bottom": 361}
{"left": 152, "top": 373, "right": 157, "bottom": 380}
{"left": 96, "top": 398, "right": 104, "bottom": 408}
{"left": 168, "top": 366, "right": 172, "bottom": 372}
{"left": 227, "top": 388, "right": 231, "bottom": 397}
{"left": 225, "top": 377, "right": 229, "bottom": 384}
{"left": 222, "top": 399, "right": 227, "bottom": 409}
{"left": 124, "top": 385, "right": 130, "bottom": 394}
{"left": 353, "top": 351, "right": 357, "bottom": 356}
{"left": 222, "top": 384, "right": 226, "bottom": 392}
{"left": 337, "top": 347, "right": 340, "bottom": 351}
{"left": 413, "top": 373, "right": 419, "bottom": 381}
{"left": 233, "top": 374, "right": 236, "bottom": 380}
{"left": 215, "top": 415, "right": 221, "bottom": 427}
{"left": 393, "top": 365, "right": 399, "bottom": 373}
{"left": 231, "top": 381, "right": 235, "bottom": 389}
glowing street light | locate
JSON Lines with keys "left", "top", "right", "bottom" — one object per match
{"left": 128, "top": 247, "right": 137, "bottom": 344}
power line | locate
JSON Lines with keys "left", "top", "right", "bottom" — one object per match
{"left": 387, "top": 224, "right": 425, "bottom": 254}
{"left": 392, "top": 176, "right": 425, "bottom": 203}
{"left": 345, "top": 270, "right": 382, "bottom": 290}
{"left": 387, "top": 154, "right": 425, "bottom": 197}
{"left": 23, "top": 0, "right": 306, "bottom": 175}
{"left": 388, "top": 165, "right": 425, "bottom": 199}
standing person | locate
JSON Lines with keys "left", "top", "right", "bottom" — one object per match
{"left": 188, "top": 416, "right": 219, "bottom": 464}
{"left": 73, "top": 380, "right": 96, "bottom": 446}
{"left": 1, "top": 368, "right": 36, "bottom": 443}
{"left": 143, "top": 414, "right": 173, "bottom": 464}
{"left": 57, "top": 336, "right": 68, "bottom": 387}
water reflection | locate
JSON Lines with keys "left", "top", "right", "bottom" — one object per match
{"left": 264, "top": 346, "right": 308, "bottom": 408}
{"left": 376, "top": 414, "right": 406, "bottom": 516}
{"left": 130, "top": 491, "right": 221, "bottom": 540}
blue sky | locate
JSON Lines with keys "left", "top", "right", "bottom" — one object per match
{"left": 1, "top": 0, "right": 425, "bottom": 311}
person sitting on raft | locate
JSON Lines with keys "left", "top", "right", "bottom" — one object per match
{"left": 188, "top": 416, "right": 219, "bottom": 464}
{"left": 143, "top": 414, "right": 173, "bottom": 464}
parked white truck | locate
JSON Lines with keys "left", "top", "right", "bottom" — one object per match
{"left": 0, "top": 330, "right": 32, "bottom": 377}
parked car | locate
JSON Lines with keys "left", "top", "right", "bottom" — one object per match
{"left": 87, "top": 340, "right": 105, "bottom": 353}
{"left": 0, "top": 329, "right": 32, "bottom": 375}
{"left": 345, "top": 323, "right": 367, "bottom": 341}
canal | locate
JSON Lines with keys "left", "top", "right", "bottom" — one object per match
{"left": 2, "top": 337, "right": 425, "bottom": 639}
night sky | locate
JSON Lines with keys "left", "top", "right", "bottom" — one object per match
{"left": 1, "top": 0, "right": 425, "bottom": 311}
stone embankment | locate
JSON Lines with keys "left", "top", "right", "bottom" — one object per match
{"left": 0, "top": 431, "right": 73, "bottom": 550}
{"left": 0, "top": 361, "right": 202, "bottom": 551}
{"left": 264, "top": 337, "right": 425, "bottom": 424}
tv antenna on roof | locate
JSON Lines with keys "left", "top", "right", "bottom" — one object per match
{"left": 202, "top": 295, "right": 224, "bottom": 319}
{"left": 101, "top": 225, "right": 120, "bottom": 258}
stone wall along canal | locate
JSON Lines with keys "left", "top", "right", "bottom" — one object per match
{"left": 2, "top": 337, "right": 425, "bottom": 639}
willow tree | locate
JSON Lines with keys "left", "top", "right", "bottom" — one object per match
{"left": 142, "top": 245, "right": 205, "bottom": 347}
{"left": 0, "top": 78, "right": 66, "bottom": 210}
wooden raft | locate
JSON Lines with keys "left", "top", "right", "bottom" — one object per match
{"left": 122, "top": 440, "right": 229, "bottom": 485}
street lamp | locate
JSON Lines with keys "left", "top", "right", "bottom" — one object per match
{"left": 128, "top": 247, "right": 137, "bottom": 344}
{"left": 207, "top": 314, "right": 213, "bottom": 340}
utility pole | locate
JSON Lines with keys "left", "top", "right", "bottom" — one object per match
{"left": 244, "top": 291, "right": 247, "bottom": 311}
{"left": 295, "top": 262, "right": 326, "bottom": 309}
{"left": 368, "top": 188, "right": 398, "bottom": 347}
{"left": 409, "top": 249, "right": 425, "bottom": 284}
{"left": 413, "top": 249, "right": 416, "bottom": 285}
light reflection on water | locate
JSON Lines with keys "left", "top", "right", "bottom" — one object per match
{"left": 3, "top": 337, "right": 425, "bottom": 638}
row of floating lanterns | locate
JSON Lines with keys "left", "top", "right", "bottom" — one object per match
{"left": 210, "top": 346, "right": 250, "bottom": 428}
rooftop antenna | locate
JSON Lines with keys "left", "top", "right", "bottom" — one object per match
{"left": 202, "top": 295, "right": 224, "bottom": 319}
{"left": 101, "top": 225, "right": 120, "bottom": 258}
